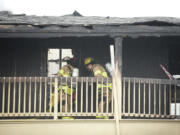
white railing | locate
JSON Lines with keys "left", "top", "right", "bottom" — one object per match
{"left": 0, "top": 77, "right": 179, "bottom": 120}
{"left": 122, "top": 77, "right": 180, "bottom": 118}
{"left": 0, "top": 77, "right": 114, "bottom": 119}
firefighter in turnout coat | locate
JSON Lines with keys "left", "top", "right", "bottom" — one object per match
{"left": 84, "top": 57, "right": 112, "bottom": 119}
{"left": 49, "top": 56, "right": 77, "bottom": 120}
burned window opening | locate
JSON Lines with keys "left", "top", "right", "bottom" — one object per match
{"left": 47, "top": 48, "right": 74, "bottom": 77}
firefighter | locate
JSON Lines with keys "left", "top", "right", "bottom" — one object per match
{"left": 84, "top": 57, "right": 112, "bottom": 119}
{"left": 49, "top": 56, "right": 78, "bottom": 120}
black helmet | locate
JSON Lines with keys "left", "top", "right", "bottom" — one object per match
{"left": 62, "top": 56, "right": 78, "bottom": 67}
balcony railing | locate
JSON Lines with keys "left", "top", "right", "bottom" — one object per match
{"left": 122, "top": 77, "right": 180, "bottom": 119}
{"left": 0, "top": 77, "right": 179, "bottom": 120}
{"left": 0, "top": 77, "right": 114, "bottom": 119}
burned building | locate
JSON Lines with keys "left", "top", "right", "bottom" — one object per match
{"left": 0, "top": 11, "right": 180, "bottom": 135}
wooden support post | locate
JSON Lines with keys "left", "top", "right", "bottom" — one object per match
{"left": 110, "top": 45, "right": 120, "bottom": 135}
{"left": 115, "top": 37, "right": 123, "bottom": 73}
{"left": 115, "top": 37, "right": 123, "bottom": 119}
{"left": 110, "top": 37, "right": 123, "bottom": 135}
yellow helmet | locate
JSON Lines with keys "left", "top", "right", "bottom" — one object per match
{"left": 84, "top": 57, "right": 94, "bottom": 65}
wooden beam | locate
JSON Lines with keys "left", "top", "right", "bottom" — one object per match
{"left": 1, "top": 25, "right": 180, "bottom": 38}
{"left": 1, "top": 25, "right": 180, "bottom": 34}
{"left": 0, "top": 33, "right": 110, "bottom": 38}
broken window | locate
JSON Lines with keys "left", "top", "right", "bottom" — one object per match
{"left": 47, "top": 49, "right": 73, "bottom": 77}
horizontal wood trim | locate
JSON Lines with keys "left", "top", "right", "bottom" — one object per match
{"left": 0, "top": 25, "right": 180, "bottom": 37}
{"left": 0, "top": 77, "right": 112, "bottom": 83}
{"left": 0, "top": 119, "right": 180, "bottom": 135}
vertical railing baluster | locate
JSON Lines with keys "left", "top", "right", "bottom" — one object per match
{"left": 169, "top": 83, "right": 171, "bottom": 115}
{"left": 34, "top": 77, "right": 37, "bottom": 113}
{"left": 91, "top": 77, "right": 94, "bottom": 113}
{"left": 128, "top": 78, "right": 130, "bottom": 114}
{"left": 164, "top": 84, "right": 166, "bottom": 116}
{"left": 23, "top": 77, "right": 26, "bottom": 113}
{"left": 154, "top": 82, "right": 156, "bottom": 115}
{"left": 13, "top": 77, "right": 16, "bottom": 113}
{"left": 60, "top": 77, "right": 63, "bottom": 113}
{"left": 81, "top": 77, "right": 83, "bottom": 113}
{"left": 138, "top": 80, "right": 141, "bottom": 115}
{"left": 76, "top": 77, "right": 78, "bottom": 113}
{"left": 175, "top": 82, "right": 177, "bottom": 117}
{"left": 65, "top": 77, "right": 68, "bottom": 113}
{"left": 18, "top": 77, "right": 21, "bottom": 113}
{"left": 159, "top": 81, "right": 161, "bottom": 116}
{"left": 106, "top": 78, "right": 109, "bottom": 113}
{"left": 111, "top": 78, "right": 114, "bottom": 114}
{"left": 39, "top": 77, "right": 42, "bottom": 113}
{"left": 101, "top": 77, "right": 103, "bottom": 113}
{"left": 143, "top": 81, "right": 145, "bottom": 115}
{"left": 149, "top": 80, "right": 151, "bottom": 115}
{"left": 123, "top": 78, "right": 125, "bottom": 114}
{"left": 133, "top": 78, "right": 135, "bottom": 114}
{"left": 44, "top": 77, "right": 47, "bottom": 113}
{"left": 8, "top": 77, "right": 11, "bottom": 114}
{"left": 86, "top": 77, "right": 88, "bottom": 113}
{"left": 50, "top": 77, "right": 52, "bottom": 113}
{"left": 2, "top": 77, "right": 5, "bottom": 114}
{"left": 96, "top": 78, "right": 98, "bottom": 113}
{"left": 70, "top": 77, "right": 73, "bottom": 113}
{"left": 29, "top": 77, "right": 32, "bottom": 113}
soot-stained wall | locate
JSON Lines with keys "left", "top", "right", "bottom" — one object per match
{"left": 0, "top": 36, "right": 179, "bottom": 78}
{"left": 123, "top": 37, "right": 169, "bottom": 79}
{"left": 0, "top": 37, "right": 113, "bottom": 77}
{"left": 0, "top": 38, "right": 47, "bottom": 77}
{"left": 168, "top": 40, "right": 180, "bottom": 75}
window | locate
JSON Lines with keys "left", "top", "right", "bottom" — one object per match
{"left": 47, "top": 48, "right": 72, "bottom": 76}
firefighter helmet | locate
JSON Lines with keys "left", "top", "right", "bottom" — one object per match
{"left": 84, "top": 57, "right": 94, "bottom": 65}
{"left": 62, "top": 56, "right": 78, "bottom": 67}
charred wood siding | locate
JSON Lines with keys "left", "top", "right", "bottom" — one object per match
{"left": 122, "top": 37, "right": 171, "bottom": 115}
{"left": 169, "top": 44, "right": 180, "bottom": 75}
{"left": 0, "top": 39, "right": 47, "bottom": 76}
{"left": 123, "top": 37, "right": 169, "bottom": 79}
{"left": 0, "top": 37, "right": 113, "bottom": 77}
